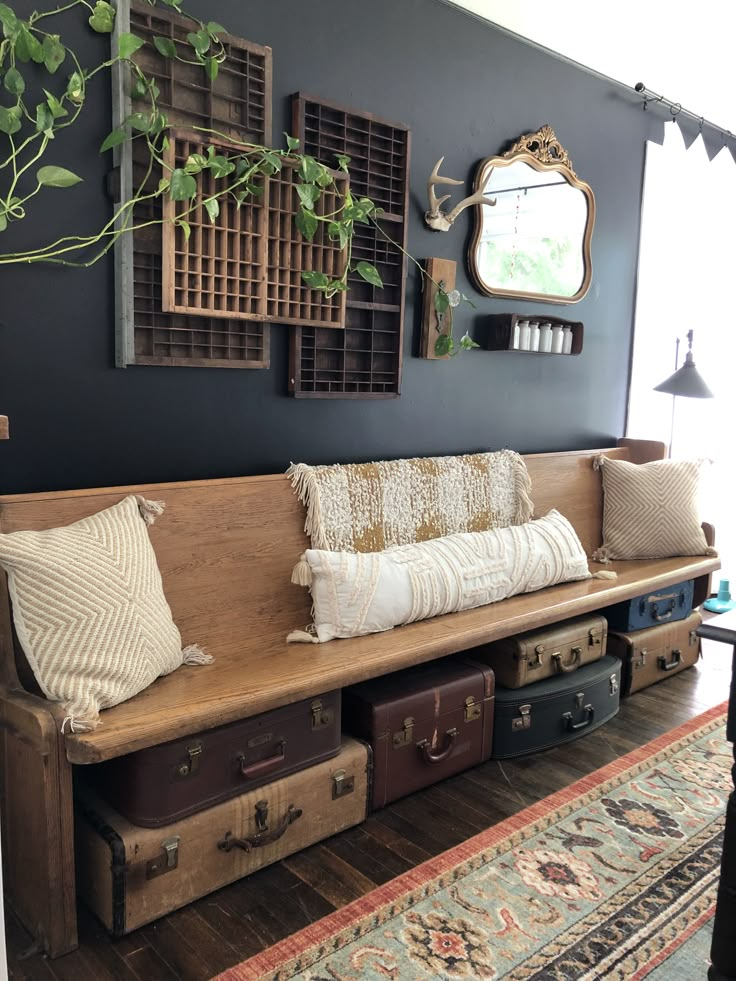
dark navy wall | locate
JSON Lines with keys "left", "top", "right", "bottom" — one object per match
{"left": 0, "top": 0, "right": 658, "bottom": 493}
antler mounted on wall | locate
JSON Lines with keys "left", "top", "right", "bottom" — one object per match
{"left": 425, "top": 157, "right": 497, "bottom": 232}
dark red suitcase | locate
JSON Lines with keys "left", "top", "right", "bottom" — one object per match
{"left": 85, "top": 691, "right": 341, "bottom": 827}
{"left": 342, "top": 657, "right": 494, "bottom": 810}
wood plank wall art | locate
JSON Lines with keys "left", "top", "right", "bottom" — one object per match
{"left": 114, "top": 1, "right": 273, "bottom": 368}
{"left": 289, "top": 94, "right": 411, "bottom": 398}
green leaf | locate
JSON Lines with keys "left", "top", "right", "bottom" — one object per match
{"left": 0, "top": 105, "right": 20, "bottom": 134}
{"left": 184, "top": 152, "right": 207, "bottom": 174}
{"left": 125, "top": 111, "right": 151, "bottom": 133}
{"left": 284, "top": 133, "right": 300, "bottom": 152}
{"left": 206, "top": 152, "right": 235, "bottom": 178}
{"left": 88, "top": 0, "right": 115, "bottom": 33}
{"left": 434, "top": 290, "right": 450, "bottom": 314}
{"left": 295, "top": 182, "right": 320, "bottom": 211}
{"left": 460, "top": 292, "right": 477, "bottom": 310}
{"left": 434, "top": 334, "right": 452, "bottom": 357}
{"left": 44, "top": 88, "right": 67, "bottom": 119}
{"left": 169, "top": 167, "right": 197, "bottom": 201}
{"left": 301, "top": 270, "right": 329, "bottom": 290}
{"left": 153, "top": 36, "right": 177, "bottom": 59}
{"left": 0, "top": 4, "right": 19, "bottom": 40}
{"left": 35, "top": 102, "right": 55, "bottom": 136}
{"left": 187, "top": 29, "right": 210, "bottom": 56}
{"left": 260, "top": 150, "right": 282, "bottom": 174}
{"left": 41, "top": 34, "right": 65, "bottom": 72}
{"left": 295, "top": 208, "right": 318, "bottom": 241}
{"left": 158, "top": 177, "right": 170, "bottom": 193}
{"left": 15, "top": 24, "right": 42, "bottom": 62}
{"left": 203, "top": 197, "right": 219, "bottom": 222}
{"left": 459, "top": 332, "right": 480, "bottom": 350}
{"left": 335, "top": 153, "right": 350, "bottom": 172}
{"left": 118, "top": 32, "right": 144, "bottom": 60}
{"left": 327, "top": 221, "right": 349, "bottom": 250}
{"left": 206, "top": 21, "right": 226, "bottom": 35}
{"left": 100, "top": 127, "right": 127, "bottom": 152}
{"left": 355, "top": 261, "right": 383, "bottom": 288}
{"left": 204, "top": 55, "right": 218, "bottom": 81}
{"left": 0, "top": 212, "right": 6, "bottom": 232}
{"left": 343, "top": 203, "right": 370, "bottom": 224}
{"left": 36, "top": 165, "right": 82, "bottom": 188}
{"left": 3, "top": 65, "right": 23, "bottom": 95}
{"left": 66, "top": 70, "right": 84, "bottom": 105}
{"left": 178, "top": 218, "right": 190, "bottom": 242}
{"left": 298, "top": 155, "right": 321, "bottom": 183}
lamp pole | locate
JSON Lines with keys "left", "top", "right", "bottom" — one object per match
{"left": 668, "top": 336, "right": 680, "bottom": 459}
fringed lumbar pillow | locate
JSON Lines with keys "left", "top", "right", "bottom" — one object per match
{"left": 288, "top": 509, "right": 611, "bottom": 644}
{"left": 0, "top": 495, "right": 212, "bottom": 732}
{"left": 592, "top": 456, "right": 716, "bottom": 562}
{"left": 287, "top": 449, "right": 533, "bottom": 553}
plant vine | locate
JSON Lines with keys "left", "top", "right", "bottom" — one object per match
{"left": 0, "top": 0, "right": 478, "bottom": 354}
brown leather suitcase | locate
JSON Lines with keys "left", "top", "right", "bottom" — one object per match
{"left": 75, "top": 737, "right": 370, "bottom": 936}
{"left": 85, "top": 691, "right": 341, "bottom": 827}
{"left": 606, "top": 611, "right": 701, "bottom": 696}
{"left": 342, "top": 657, "right": 494, "bottom": 810}
{"left": 470, "top": 615, "right": 607, "bottom": 689}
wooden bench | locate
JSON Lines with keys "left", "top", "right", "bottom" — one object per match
{"left": 0, "top": 438, "right": 720, "bottom": 957}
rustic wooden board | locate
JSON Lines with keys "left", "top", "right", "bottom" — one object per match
{"left": 420, "top": 258, "right": 456, "bottom": 359}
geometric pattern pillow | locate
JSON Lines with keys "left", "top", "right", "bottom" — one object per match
{"left": 591, "top": 456, "right": 716, "bottom": 562}
{"left": 0, "top": 496, "right": 211, "bottom": 733}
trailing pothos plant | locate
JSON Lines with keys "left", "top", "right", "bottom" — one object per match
{"left": 0, "top": 0, "right": 477, "bottom": 354}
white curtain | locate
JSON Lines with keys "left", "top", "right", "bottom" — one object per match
{"left": 627, "top": 122, "right": 736, "bottom": 578}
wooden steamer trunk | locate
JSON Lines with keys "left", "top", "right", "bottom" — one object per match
{"left": 75, "top": 737, "right": 370, "bottom": 935}
{"left": 492, "top": 656, "right": 621, "bottom": 759}
{"left": 601, "top": 579, "right": 695, "bottom": 632}
{"left": 343, "top": 657, "right": 495, "bottom": 809}
{"left": 85, "top": 691, "right": 341, "bottom": 827}
{"left": 606, "top": 611, "right": 702, "bottom": 696}
{"left": 471, "top": 615, "right": 607, "bottom": 689}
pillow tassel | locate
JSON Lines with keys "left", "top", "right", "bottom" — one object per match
{"left": 592, "top": 569, "right": 618, "bottom": 580}
{"left": 591, "top": 546, "right": 612, "bottom": 563}
{"left": 137, "top": 496, "right": 166, "bottom": 526}
{"left": 287, "top": 629, "right": 320, "bottom": 644}
{"left": 592, "top": 455, "right": 605, "bottom": 472}
{"left": 291, "top": 553, "right": 313, "bottom": 586}
{"left": 181, "top": 644, "right": 214, "bottom": 665}
{"left": 60, "top": 714, "right": 99, "bottom": 733}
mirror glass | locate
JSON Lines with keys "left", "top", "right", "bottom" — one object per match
{"left": 469, "top": 128, "right": 595, "bottom": 304}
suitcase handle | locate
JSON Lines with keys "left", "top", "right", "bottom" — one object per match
{"left": 552, "top": 648, "right": 581, "bottom": 674}
{"left": 416, "top": 728, "right": 458, "bottom": 765}
{"left": 651, "top": 599, "right": 676, "bottom": 622}
{"left": 562, "top": 705, "right": 595, "bottom": 732}
{"left": 237, "top": 742, "right": 286, "bottom": 780}
{"left": 657, "top": 649, "right": 682, "bottom": 672}
{"left": 217, "top": 804, "right": 303, "bottom": 853}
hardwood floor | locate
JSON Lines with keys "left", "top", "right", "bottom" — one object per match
{"left": 5, "top": 638, "right": 732, "bottom": 981}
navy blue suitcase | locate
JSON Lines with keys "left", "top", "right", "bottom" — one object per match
{"left": 600, "top": 579, "right": 694, "bottom": 632}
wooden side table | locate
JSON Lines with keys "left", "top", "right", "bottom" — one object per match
{"left": 698, "top": 609, "right": 736, "bottom": 981}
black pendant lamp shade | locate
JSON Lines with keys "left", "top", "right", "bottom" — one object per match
{"left": 653, "top": 330, "right": 714, "bottom": 399}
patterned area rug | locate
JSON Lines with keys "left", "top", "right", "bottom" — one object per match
{"left": 214, "top": 703, "right": 729, "bottom": 981}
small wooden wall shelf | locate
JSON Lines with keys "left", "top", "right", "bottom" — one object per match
{"left": 420, "top": 258, "right": 456, "bottom": 360}
{"left": 289, "top": 94, "right": 411, "bottom": 398}
{"left": 483, "top": 313, "right": 584, "bottom": 355}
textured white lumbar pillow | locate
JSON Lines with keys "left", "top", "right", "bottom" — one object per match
{"left": 0, "top": 495, "right": 212, "bottom": 732}
{"left": 288, "top": 509, "right": 598, "bottom": 643}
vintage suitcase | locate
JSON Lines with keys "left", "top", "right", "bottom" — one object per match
{"left": 471, "top": 615, "right": 607, "bottom": 689}
{"left": 601, "top": 578, "right": 695, "bottom": 632}
{"left": 492, "top": 655, "right": 621, "bottom": 759}
{"left": 86, "top": 690, "right": 341, "bottom": 827}
{"left": 607, "top": 610, "right": 702, "bottom": 696}
{"left": 75, "top": 736, "right": 370, "bottom": 935}
{"left": 342, "top": 656, "right": 494, "bottom": 809}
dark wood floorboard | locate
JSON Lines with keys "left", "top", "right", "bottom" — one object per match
{"left": 5, "top": 641, "right": 731, "bottom": 980}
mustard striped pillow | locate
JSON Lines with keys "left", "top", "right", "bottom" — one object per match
{"left": 592, "top": 456, "right": 716, "bottom": 562}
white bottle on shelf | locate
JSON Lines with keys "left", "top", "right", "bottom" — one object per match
{"left": 529, "top": 321, "right": 541, "bottom": 351}
{"left": 539, "top": 322, "right": 553, "bottom": 353}
{"left": 551, "top": 324, "right": 564, "bottom": 354}
{"left": 512, "top": 320, "right": 521, "bottom": 349}
{"left": 562, "top": 326, "right": 573, "bottom": 355}
{"left": 518, "top": 320, "right": 531, "bottom": 351}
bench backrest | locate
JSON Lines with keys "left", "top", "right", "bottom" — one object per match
{"left": 0, "top": 439, "right": 664, "bottom": 688}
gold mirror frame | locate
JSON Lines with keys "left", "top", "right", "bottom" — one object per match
{"left": 468, "top": 126, "right": 595, "bottom": 304}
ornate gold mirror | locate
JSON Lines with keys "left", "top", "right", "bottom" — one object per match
{"left": 468, "top": 126, "right": 595, "bottom": 304}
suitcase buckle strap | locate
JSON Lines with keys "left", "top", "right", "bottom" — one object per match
{"left": 464, "top": 696, "right": 482, "bottom": 722}
{"left": 511, "top": 704, "right": 531, "bottom": 732}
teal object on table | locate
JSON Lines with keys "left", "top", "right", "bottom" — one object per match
{"left": 703, "top": 579, "right": 736, "bottom": 613}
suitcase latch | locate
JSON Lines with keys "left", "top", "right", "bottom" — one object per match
{"left": 589, "top": 629, "right": 601, "bottom": 647}
{"left": 311, "top": 699, "right": 334, "bottom": 730}
{"left": 172, "top": 741, "right": 203, "bottom": 780}
{"left": 690, "top": 629, "right": 698, "bottom": 646}
{"left": 512, "top": 704, "right": 531, "bottom": 732}
{"left": 332, "top": 768, "right": 355, "bottom": 799}
{"left": 574, "top": 692, "right": 584, "bottom": 709}
{"left": 393, "top": 716, "right": 415, "bottom": 747}
{"left": 464, "top": 696, "right": 482, "bottom": 722}
{"left": 637, "top": 647, "right": 648, "bottom": 669}
{"left": 532, "top": 645, "right": 544, "bottom": 666}
{"left": 146, "top": 835, "right": 180, "bottom": 879}
{"left": 610, "top": 674, "right": 619, "bottom": 695}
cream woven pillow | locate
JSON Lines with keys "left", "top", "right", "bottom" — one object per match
{"left": 288, "top": 510, "right": 600, "bottom": 644}
{"left": 0, "top": 495, "right": 211, "bottom": 732}
{"left": 592, "top": 456, "right": 716, "bottom": 562}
